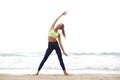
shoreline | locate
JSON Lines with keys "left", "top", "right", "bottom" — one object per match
{"left": 1, "top": 69, "right": 120, "bottom": 75}
{"left": 0, "top": 73, "right": 120, "bottom": 80}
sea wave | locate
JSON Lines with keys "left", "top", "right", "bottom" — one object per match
{"left": 70, "top": 52, "right": 120, "bottom": 56}
{"left": 0, "top": 52, "right": 120, "bottom": 57}
{"left": 0, "top": 52, "right": 41, "bottom": 57}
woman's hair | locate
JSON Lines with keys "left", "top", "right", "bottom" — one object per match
{"left": 61, "top": 23, "right": 66, "bottom": 38}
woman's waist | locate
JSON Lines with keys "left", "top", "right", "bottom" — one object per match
{"left": 48, "top": 37, "right": 57, "bottom": 42}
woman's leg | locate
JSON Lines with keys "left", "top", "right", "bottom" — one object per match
{"left": 55, "top": 42, "right": 68, "bottom": 75}
{"left": 55, "top": 48, "right": 65, "bottom": 70}
{"left": 38, "top": 48, "right": 53, "bottom": 71}
{"left": 34, "top": 48, "right": 53, "bottom": 75}
{"left": 35, "top": 43, "right": 54, "bottom": 75}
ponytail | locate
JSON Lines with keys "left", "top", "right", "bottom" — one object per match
{"left": 61, "top": 24, "right": 66, "bottom": 38}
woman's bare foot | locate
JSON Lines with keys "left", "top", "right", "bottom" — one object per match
{"left": 63, "top": 70, "right": 69, "bottom": 75}
{"left": 33, "top": 71, "right": 39, "bottom": 76}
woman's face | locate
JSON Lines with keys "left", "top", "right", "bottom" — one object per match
{"left": 57, "top": 23, "right": 63, "bottom": 30}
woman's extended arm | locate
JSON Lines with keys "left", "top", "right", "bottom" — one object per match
{"left": 58, "top": 34, "right": 68, "bottom": 56}
{"left": 49, "top": 11, "right": 67, "bottom": 31}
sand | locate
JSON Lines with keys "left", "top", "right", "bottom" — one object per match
{"left": 0, "top": 74, "right": 120, "bottom": 80}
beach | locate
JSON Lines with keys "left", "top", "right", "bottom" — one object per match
{"left": 0, "top": 74, "right": 120, "bottom": 80}
{"left": 0, "top": 52, "right": 120, "bottom": 80}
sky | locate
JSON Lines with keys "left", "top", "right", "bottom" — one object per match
{"left": 0, "top": 0, "right": 120, "bottom": 53}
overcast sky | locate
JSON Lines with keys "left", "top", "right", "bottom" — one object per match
{"left": 0, "top": 0, "right": 120, "bottom": 53}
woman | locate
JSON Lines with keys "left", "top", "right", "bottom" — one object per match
{"left": 34, "top": 11, "right": 69, "bottom": 75}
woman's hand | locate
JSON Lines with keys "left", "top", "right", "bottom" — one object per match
{"left": 62, "top": 11, "right": 67, "bottom": 15}
{"left": 63, "top": 52, "right": 68, "bottom": 56}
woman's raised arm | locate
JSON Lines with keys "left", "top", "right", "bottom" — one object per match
{"left": 49, "top": 11, "right": 67, "bottom": 31}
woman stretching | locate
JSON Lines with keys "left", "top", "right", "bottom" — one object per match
{"left": 34, "top": 11, "right": 69, "bottom": 75}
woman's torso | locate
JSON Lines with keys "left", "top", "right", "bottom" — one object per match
{"left": 48, "top": 29, "right": 59, "bottom": 42}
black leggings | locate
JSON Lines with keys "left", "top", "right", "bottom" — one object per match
{"left": 38, "top": 41, "right": 66, "bottom": 71}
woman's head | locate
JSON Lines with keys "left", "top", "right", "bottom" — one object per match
{"left": 56, "top": 23, "right": 64, "bottom": 29}
{"left": 56, "top": 23, "right": 66, "bottom": 38}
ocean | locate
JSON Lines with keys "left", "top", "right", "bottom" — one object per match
{"left": 0, "top": 52, "right": 120, "bottom": 74}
